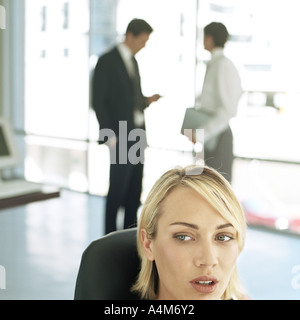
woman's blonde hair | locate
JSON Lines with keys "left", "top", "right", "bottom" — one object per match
{"left": 132, "top": 165, "right": 247, "bottom": 300}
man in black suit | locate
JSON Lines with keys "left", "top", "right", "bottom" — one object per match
{"left": 93, "top": 19, "right": 161, "bottom": 234}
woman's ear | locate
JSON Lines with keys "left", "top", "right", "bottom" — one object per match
{"left": 141, "top": 229, "right": 155, "bottom": 261}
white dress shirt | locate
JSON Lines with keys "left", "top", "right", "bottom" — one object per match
{"left": 117, "top": 43, "right": 136, "bottom": 78}
{"left": 197, "top": 48, "right": 242, "bottom": 150}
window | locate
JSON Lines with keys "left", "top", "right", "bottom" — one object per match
{"left": 62, "top": 2, "right": 69, "bottom": 30}
{"left": 24, "top": 0, "right": 90, "bottom": 191}
{"left": 0, "top": 4, "right": 6, "bottom": 30}
{"left": 40, "top": 6, "right": 47, "bottom": 32}
{"left": 22, "top": 0, "right": 300, "bottom": 221}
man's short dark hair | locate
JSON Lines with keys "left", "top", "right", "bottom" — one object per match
{"left": 126, "top": 19, "right": 153, "bottom": 36}
{"left": 204, "top": 22, "right": 229, "bottom": 48}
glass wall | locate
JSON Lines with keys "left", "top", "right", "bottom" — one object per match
{"left": 24, "top": 0, "right": 90, "bottom": 191}
{"left": 25, "top": 0, "right": 90, "bottom": 140}
{"left": 24, "top": 0, "right": 199, "bottom": 195}
{"left": 195, "top": 0, "right": 300, "bottom": 162}
{"left": 196, "top": 0, "right": 300, "bottom": 235}
{"left": 88, "top": 0, "right": 198, "bottom": 196}
{"left": 22, "top": 0, "right": 300, "bottom": 234}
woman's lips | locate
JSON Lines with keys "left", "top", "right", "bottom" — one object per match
{"left": 190, "top": 276, "right": 219, "bottom": 294}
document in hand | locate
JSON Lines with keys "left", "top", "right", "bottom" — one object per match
{"left": 181, "top": 107, "right": 214, "bottom": 134}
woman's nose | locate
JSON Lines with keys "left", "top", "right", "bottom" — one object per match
{"left": 193, "top": 242, "right": 218, "bottom": 268}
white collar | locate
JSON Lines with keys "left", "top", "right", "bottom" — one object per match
{"left": 117, "top": 42, "right": 134, "bottom": 61}
{"left": 211, "top": 47, "right": 224, "bottom": 60}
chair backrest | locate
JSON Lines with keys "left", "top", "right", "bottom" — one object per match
{"left": 74, "top": 228, "right": 140, "bottom": 300}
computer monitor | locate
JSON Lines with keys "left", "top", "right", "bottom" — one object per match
{"left": 0, "top": 118, "right": 21, "bottom": 170}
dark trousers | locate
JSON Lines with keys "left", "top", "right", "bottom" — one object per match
{"left": 105, "top": 141, "right": 144, "bottom": 234}
{"left": 204, "top": 127, "right": 234, "bottom": 183}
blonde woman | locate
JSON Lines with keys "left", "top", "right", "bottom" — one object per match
{"left": 132, "top": 165, "right": 249, "bottom": 300}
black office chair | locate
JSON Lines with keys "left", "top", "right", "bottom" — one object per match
{"left": 74, "top": 228, "right": 140, "bottom": 300}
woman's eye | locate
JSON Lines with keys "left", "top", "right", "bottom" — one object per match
{"left": 216, "top": 234, "right": 233, "bottom": 242}
{"left": 174, "top": 234, "right": 192, "bottom": 241}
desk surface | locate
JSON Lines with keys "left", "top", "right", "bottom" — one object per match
{"left": 0, "top": 188, "right": 60, "bottom": 209}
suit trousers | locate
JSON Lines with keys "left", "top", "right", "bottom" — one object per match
{"left": 105, "top": 140, "right": 144, "bottom": 234}
{"left": 204, "top": 126, "right": 234, "bottom": 183}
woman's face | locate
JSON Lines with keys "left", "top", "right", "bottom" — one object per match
{"left": 141, "top": 186, "right": 239, "bottom": 300}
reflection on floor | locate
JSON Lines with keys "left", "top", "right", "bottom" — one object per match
{"left": 0, "top": 190, "right": 299, "bottom": 300}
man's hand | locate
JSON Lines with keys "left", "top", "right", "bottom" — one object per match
{"left": 147, "top": 94, "right": 162, "bottom": 105}
{"left": 185, "top": 129, "right": 197, "bottom": 144}
{"left": 107, "top": 136, "right": 118, "bottom": 149}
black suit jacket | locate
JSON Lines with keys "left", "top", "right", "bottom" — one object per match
{"left": 92, "top": 46, "right": 147, "bottom": 137}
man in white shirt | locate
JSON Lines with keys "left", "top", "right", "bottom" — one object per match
{"left": 196, "top": 22, "right": 242, "bottom": 182}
